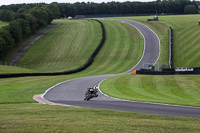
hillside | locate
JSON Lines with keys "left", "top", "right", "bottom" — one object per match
{"left": 122, "top": 15, "right": 200, "bottom": 68}
{"left": 16, "top": 19, "right": 101, "bottom": 72}
{"left": 78, "top": 19, "right": 144, "bottom": 75}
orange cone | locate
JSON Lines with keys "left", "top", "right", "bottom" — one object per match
{"left": 132, "top": 70, "right": 136, "bottom": 75}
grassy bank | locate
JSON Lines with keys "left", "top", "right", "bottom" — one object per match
{"left": 101, "top": 74, "right": 200, "bottom": 107}
{"left": 17, "top": 19, "right": 102, "bottom": 72}
{"left": 0, "top": 65, "right": 37, "bottom": 74}
{"left": 160, "top": 15, "right": 200, "bottom": 67}
{"left": 78, "top": 19, "right": 144, "bottom": 75}
{"left": 120, "top": 15, "right": 200, "bottom": 67}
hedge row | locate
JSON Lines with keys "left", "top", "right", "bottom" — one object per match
{"left": 0, "top": 19, "right": 105, "bottom": 78}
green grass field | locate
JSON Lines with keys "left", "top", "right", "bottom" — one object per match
{"left": 160, "top": 15, "right": 200, "bottom": 67}
{"left": 17, "top": 19, "right": 102, "bottom": 72}
{"left": 101, "top": 74, "right": 200, "bottom": 107}
{"left": 120, "top": 15, "right": 200, "bottom": 67}
{"left": 1, "top": 103, "right": 200, "bottom": 133}
{"left": 0, "top": 65, "right": 37, "bottom": 74}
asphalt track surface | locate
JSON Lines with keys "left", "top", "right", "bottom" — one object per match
{"left": 44, "top": 19, "right": 200, "bottom": 118}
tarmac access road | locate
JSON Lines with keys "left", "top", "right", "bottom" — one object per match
{"left": 43, "top": 19, "right": 200, "bottom": 118}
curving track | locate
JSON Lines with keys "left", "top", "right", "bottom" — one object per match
{"left": 43, "top": 19, "right": 200, "bottom": 118}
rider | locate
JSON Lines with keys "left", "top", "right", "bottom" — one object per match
{"left": 88, "top": 86, "right": 98, "bottom": 97}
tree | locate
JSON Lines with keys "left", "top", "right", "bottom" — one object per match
{"left": 0, "top": 28, "right": 14, "bottom": 59}
{"left": 0, "top": 36, "right": 7, "bottom": 59}
{"left": 184, "top": 5, "right": 197, "bottom": 14}
{"left": 0, "top": 9, "right": 15, "bottom": 22}
{"left": 9, "top": 19, "right": 23, "bottom": 43}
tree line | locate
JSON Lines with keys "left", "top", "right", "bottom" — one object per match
{"left": 0, "top": 3, "right": 59, "bottom": 60}
{"left": 57, "top": 0, "right": 199, "bottom": 17}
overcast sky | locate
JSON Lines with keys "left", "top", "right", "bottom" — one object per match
{"left": 0, "top": 0, "right": 156, "bottom": 6}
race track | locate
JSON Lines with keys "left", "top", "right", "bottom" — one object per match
{"left": 43, "top": 19, "right": 200, "bottom": 118}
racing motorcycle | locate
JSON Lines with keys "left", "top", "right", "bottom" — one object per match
{"left": 84, "top": 87, "right": 98, "bottom": 101}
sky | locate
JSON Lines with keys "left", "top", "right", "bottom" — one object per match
{"left": 0, "top": 0, "right": 155, "bottom": 6}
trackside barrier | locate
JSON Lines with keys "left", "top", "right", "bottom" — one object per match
{"left": 169, "top": 26, "right": 173, "bottom": 68}
{"left": 0, "top": 19, "right": 106, "bottom": 78}
{"left": 136, "top": 67, "right": 200, "bottom": 75}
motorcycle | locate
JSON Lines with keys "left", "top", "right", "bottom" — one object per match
{"left": 84, "top": 87, "right": 98, "bottom": 101}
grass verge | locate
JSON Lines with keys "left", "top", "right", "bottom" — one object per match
{"left": 101, "top": 74, "right": 200, "bottom": 107}
{"left": 0, "top": 104, "right": 200, "bottom": 133}
{"left": 0, "top": 65, "right": 37, "bottom": 74}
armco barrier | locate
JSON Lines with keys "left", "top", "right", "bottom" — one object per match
{"left": 169, "top": 26, "right": 173, "bottom": 68}
{"left": 0, "top": 19, "right": 106, "bottom": 78}
{"left": 136, "top": 67, "right": 200, "bottom": 75}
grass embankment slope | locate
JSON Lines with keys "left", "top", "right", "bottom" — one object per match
{"left": 121, "top": 15, "right": 200, "bottom": 67}
{"left": 0, "top": 65, "right": 37, "bottom": 74}
{"left": 160, "top": 15, "right": 200, "bottom": 67}
{"left": 78, "top": 19, "right": 144, "bottom": 75}
{"left": 17, "top": 19, "right": 102, "bottom": 72}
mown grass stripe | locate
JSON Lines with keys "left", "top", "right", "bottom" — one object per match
{"left": 101, "top": 74, "right": 200, "bottom": 107}
{"left": 16, "top": 19, "right": 101, "bottom": 73}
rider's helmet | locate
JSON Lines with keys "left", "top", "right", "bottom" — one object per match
{"left": 94, "top": 86, "right": 98, "bottom": 92}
